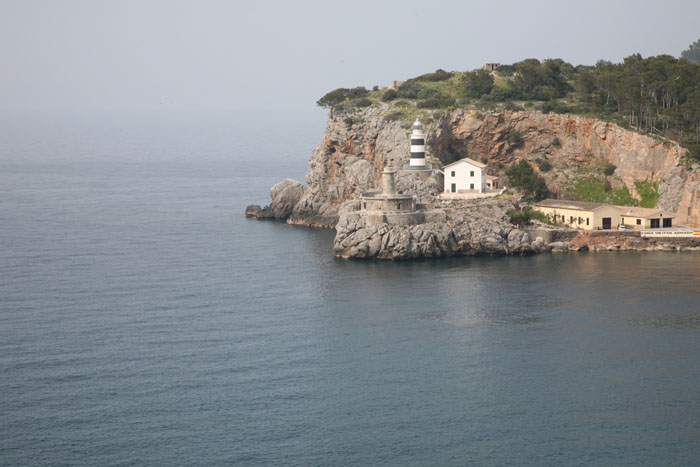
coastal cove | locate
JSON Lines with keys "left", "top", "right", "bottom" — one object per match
{"left": 3, "top": 111, "right": 700, "bottom": 466}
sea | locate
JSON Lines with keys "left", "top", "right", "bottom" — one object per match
{"left": 2, "top": 109, "right": 700, "bottom": 467}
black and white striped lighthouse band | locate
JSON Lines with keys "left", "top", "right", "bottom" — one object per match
{"left": 409, "top": 119, "right": 427, "bottom": 167}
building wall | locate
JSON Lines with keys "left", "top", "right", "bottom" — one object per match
{"left": 444, "top": 162, "right": 485, "bottom": 193}
{"left": 592, "top": 206, "right": 622, "bottom": 229}
{"left": 362, "top": 197, "right": 415, "bottom": 212}
{"left": 620, "top": 213, "right": 674, "bottom": 229}
{"left": 534, "top": 205, "right": 620, "bottom": 230}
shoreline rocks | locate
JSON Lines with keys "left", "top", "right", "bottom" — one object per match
{"left": 246, "top": 178, "right": 305, "bottom": 221}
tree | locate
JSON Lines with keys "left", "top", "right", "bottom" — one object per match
{"left": 316, "top": 87, "right": 369, "bottom": 115}
{"left": 681, "top": 39, "right": 700, "bottom": 64}
{"left": 316, "top": 88, "right": 346, "bottom": 110}
{"left": 460, "top": 69, "right": 494, "bottom": 98}
{"left": 505, "top": 160, "right": 550, "bottom": 201}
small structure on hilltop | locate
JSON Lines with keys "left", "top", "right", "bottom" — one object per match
{"left": 482, "top": 63, "right": 500, "bottom": 72}
{"left": 360, "top": 168, "right": 416, "bottom": 213}
{"left": 389, "top": 80, "right": 405, "bottom": 90}
{"left": 619, "top": 207, "right": 675, "bottom": 229}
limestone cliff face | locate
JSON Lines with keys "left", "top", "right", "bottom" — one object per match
{"left": 253, "top": 106, "right": 699, "bottom": 229}
{"left": 287, "top": 108, "right": 438, "bottom": 228}
{"left": 431, "top": 109, "right": 699, "bottom": 226}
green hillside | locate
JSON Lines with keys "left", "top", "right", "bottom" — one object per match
{"left": 317, "top": 54, "right": 700, "bottom": 161}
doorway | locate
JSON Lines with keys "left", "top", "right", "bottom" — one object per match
{"left": 451, "top": 183, "right": 456, "bottom": 193}
{"left": 663, "top": 218, "right": 672, "bottom": 228}
{"left": 602, "top": 218, "right": 612, "bottom": 229}
{"left": 650, "top": 218, "right": 660, "bottom": 228}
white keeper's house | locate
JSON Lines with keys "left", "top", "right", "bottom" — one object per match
{"left": 443, "top": 157, "right": 489, "bottom": 193}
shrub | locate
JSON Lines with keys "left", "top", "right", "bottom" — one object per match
{"left": 539, "top": 102, "right": 554, "bottom": 114}
{"left": 345, "top": 86, "right": 369, "bottom": 99}
{"left": 417, "top": 95, "right": 455, "bottom": 108}
{"left": 535, "top": 158, "right": 552, "bottom": 172}
{"left": 384, "top": 111, "right": 402, "bottom": 122}
{"left": 316, "top": 88, "right": 348, "bottom": 109}
{"left": 505, "top": 160, "right": 550, "bottom": 200}
{"left": 495, "top": 64, "right": 516, "bottom": 76}
{"left": 381, "top": 89, "right": 398, "bottom": 101}
{"left": 573, "top": 177, "right": 607, "bottom": 203}
{"left": 609, "top": 186, "right": 638, "bottom": 206}
{"left": 504, "top": 101, "right": 524, "bottom": 112}
{"left": 395, "top": 80, "right": 425, "bottom": 99}
{"left": 461, "top": 69, "right": 494, "bottom": 98}
{"left": 551, "top": 137, "right": 561, "bottom": 148}
{"left": 316, "top": 87, "right": 368, "bottom": 109}
{"left": 507, "top": 129, "right": 523, "bottom": 146}
{"left": 351, "top": 97, "right": 372, "bottom": 108}
{"left": 603, "top": 163, "right": 616, "bottom": 176}
{"left": 416, "top": 69, "right": 453, "bottom": 82}
{"left": 489, "top": 85, "right": 520, "bottom": 101}
{"left": 372, "top": 85, "right": 379, "bottom": 91}
{"left": 552, "top": 103, "right": 572, "bottom": 114}
{"left": 635, "top": 179, "right": 659, "bottom": 208}
{"left": 506, "top": 207, "right": 549, "bottom": 226}
{"left": 685, "top": 144, "right": 700, "bottom": 161}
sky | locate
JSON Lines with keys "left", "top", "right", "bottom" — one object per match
{"left": 1, "top": 0, "right": 699, "bottom": 113}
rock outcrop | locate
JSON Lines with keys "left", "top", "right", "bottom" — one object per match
{"left": 333, "top": 199, "right": 541, "bottom": 260}
{"left": 431, "top": 109, "right": 687, "bottom": 207}
{"left": 245, "top": 178, "right": 305, "bottom": 221}
{"left": 287, "top": 108, "right": 418, "bottom": 227}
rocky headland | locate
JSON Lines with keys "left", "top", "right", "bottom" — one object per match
{"left": 246, "top": 106, "right": 700, "bottom": 259}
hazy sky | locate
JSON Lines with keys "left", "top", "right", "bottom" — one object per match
{"left": 2, "top": 0, "right": 699, "bottom": 112}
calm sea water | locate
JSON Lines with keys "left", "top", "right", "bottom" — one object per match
{"left": 2, "top": 110, "right": 700, "bottom": 467}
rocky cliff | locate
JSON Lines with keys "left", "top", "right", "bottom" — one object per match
{"left": 246, "top": 105, "right": 700, "bottom": 259}
{"left": 430, "top": 109, "right": 699, "bottom": 224}
{"left": 286, "top": 108, "right": 440, "bottom": 227}
{"left": 248, "top": 106, "right": 699, "bottom": 229}
{"left": 333, "top": 199, "right": 541, "bottom": 260}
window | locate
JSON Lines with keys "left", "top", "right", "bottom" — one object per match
{"left": 470, "top": 183, "right": 474, "bottom": 190}
{"left": 451, "top": 171, "right": 455, "bottom": 177}
{"left": 578, "top": 217, "right": 583, "bottom": 224}
{"left": 570, "top": 216, "right": 574, "bottom": 223}
{"left": 636, "top": 219, "right": 641, "bottom": 225}
{"left": 470, "top": 171, "right": 474, "bottom": 177}
{"left": 621, "top": 218, "right": 625, "bottom": 225}
{"left": 586, "top": 218, "right": 589, "bottom": 226}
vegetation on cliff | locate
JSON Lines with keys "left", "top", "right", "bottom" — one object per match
{"left": 505, "top": 160, "right": 550, "bottom": 201}
{"left": 317, "top": 49, "right": 700, "bottom": 159}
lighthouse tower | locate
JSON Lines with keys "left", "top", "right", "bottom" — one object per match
{"left": 409, "top": 119, "right": 427, "bottom": 167}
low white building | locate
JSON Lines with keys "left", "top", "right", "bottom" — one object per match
{"left": 443, "top": 158, "right": 488, "bottom": 193}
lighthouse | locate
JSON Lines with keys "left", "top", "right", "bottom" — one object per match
{"left": 409, "top": 119, "right": 426, "bottom": 167}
